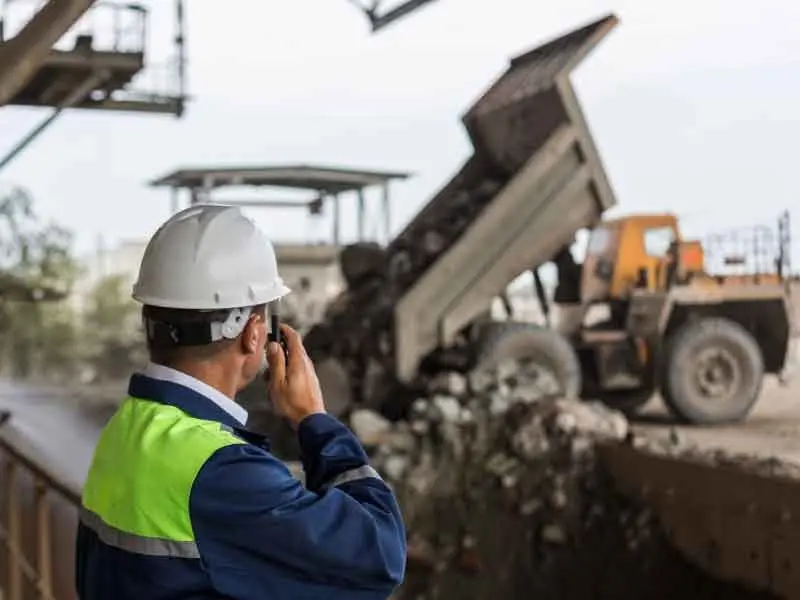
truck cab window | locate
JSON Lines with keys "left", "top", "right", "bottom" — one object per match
{"left": 644, "top": 227, "right": 675, "bottom": 258}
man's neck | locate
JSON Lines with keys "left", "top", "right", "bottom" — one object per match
{"left": 143, "top": 362, "right": 249, "bottom": 427}
{"left": 160, "top": 360, "right": 238, "bottom": 400}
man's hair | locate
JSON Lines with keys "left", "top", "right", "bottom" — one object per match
{"left": 142, "top": 304, "right": 266, "bottom": 367}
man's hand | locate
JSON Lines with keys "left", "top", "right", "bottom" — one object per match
{"left": 265, "top": 324, "right": 326, "bottom": 428}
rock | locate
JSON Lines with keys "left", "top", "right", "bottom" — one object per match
{"left": 333, "top": 355, "right": 778, "bottom": 600}
{"left": 431, "top": 396, "right": 462, "bottom": 423}
{"left": 541, "top": 523, "right": 567, "bottom": 544}
{"left": 551, "top": 398, "right": 628, "bottom": 441}
{"left": 468, "top": 369, "right": 496, "bottom": 394}
{"left": 410, "top": 418, "right": 430, "bottom": 436}
{"left": 488, "top": 392, "right": 511, "bottom": 415}
{"left": 428, "top": 372, "right": 468, "bottom": 397}
{"left": 383, "top": 454, "right": 411, "bottom": 481}
{"left": 338, "top": 242, "right": 387, "bottom": 288}
{"left": 386, "top": 424, "right": 417, "bottom": 452}
{"left": 350, "top": 409, "right": 392, "bottom": 445}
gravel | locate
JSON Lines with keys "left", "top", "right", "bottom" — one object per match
{"left": 344, "top": 369, "right": 779, "bottom": 600}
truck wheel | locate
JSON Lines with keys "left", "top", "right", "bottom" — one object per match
{"left": 597, "top": 389, "right": 653, "bottom": 417}
{"left": 661, "top": 318, "right": 764, "bottom": 424}
{"left": 474, "top": 322, "right": 582, "bottom": 398}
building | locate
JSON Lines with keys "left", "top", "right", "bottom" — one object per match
{"left": 273, "top": 244, "right": 344, "bottom": 330}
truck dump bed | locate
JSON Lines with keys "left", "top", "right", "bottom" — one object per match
{"left": 306, "top": 14, "right": 619, "bottom": 404}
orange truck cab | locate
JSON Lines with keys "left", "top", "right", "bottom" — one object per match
{"left": 580, "top": 213, "right": 682, "bottom": 304}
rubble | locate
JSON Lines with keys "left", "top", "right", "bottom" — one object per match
{"left": 235, "top": 344, "right": 791, "bottom": 599}
{"left": 350, "top": 408, "right": 393, "bottom": 445}
{"left": 346, "top": 369, "right": 777, "bottom": 600}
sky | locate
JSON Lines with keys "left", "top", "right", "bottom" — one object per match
{"left": 0, "top": 0, "right": 798, "bottom": 266}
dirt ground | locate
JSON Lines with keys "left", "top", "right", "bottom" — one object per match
{"left": 624, "top": 335, "right": 799, "bottom": 459}
{"left": 634, "top": 384, "right": 800, "bottom": 465}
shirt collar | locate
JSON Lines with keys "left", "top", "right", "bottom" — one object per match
{"left": 129, "top": 362, "right": 248, "bottom": 428}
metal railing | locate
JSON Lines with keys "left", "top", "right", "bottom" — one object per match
{"left": 0, "top": 432, "right": 80, "bottom": 600}
{"left": 703, "top": 211, "right": 792, "bottom": 278}
{"left": 112, "top": 57, "right": 185, "bottom": 105}
{"left": 0, "top": 0, "right": 146, "bottom": 53}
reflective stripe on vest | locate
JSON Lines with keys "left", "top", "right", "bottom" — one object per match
{"left": 81, "top": 396, "right": 245, "bottom": 558}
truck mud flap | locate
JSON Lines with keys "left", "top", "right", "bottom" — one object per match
{"left": 599, "top": 443, "right": 800, "bottom": 597}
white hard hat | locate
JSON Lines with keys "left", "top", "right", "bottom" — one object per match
{"left": 132, "top": 204, "right": 291, "bottom": 310}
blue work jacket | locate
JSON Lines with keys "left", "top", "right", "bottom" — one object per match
{"left": 75, "top": 363, "right": 407, "bottom": 600}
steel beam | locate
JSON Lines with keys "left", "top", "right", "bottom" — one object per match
{"left": 0, "top": 0, "right": 97, "bottom": 106}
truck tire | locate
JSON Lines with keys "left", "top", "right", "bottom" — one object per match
{"left": 661, "top": 317, "right": 764, "bottom": 424}
{"left": 474, "top": 322, "right": 582, "bottom": 398}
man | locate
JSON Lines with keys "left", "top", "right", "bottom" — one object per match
{"left": 75, "top": 204, "right": 407, "bottom": 600}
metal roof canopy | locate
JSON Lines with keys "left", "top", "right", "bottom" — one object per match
{"left": 149, "top": 164, "right": 411, "bottom": 246}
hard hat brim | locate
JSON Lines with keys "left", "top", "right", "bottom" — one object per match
{"left": 132, "top": 282, "right": 292, "bottom": 310}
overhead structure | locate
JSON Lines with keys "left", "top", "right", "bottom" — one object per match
{"left": 0, "top": 0, "right": 186, "bottom": 113}
{"left": 149, "top": 164, "right": 411, "bottom": 246}
{"left": 0, "top": 0, "right": 187, "bottom": 171}
{"left": 347, "top": 0, "right": 439, "bottom": 32}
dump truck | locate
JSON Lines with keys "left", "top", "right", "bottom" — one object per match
{"left": 303, "top": 14, "right": 793, "bottom": 425}
{"left": 547, "top": 211, "right": 793, "bottom": 423}
{"left": 304, "top": 14, "right": 621, "bottom": 416}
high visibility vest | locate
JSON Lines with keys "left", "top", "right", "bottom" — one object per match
{"left": 76, "top": 371, "right": 406, "bottom": 600}
{"left": 81, "top": 395, "right": 244, "bottom": 558}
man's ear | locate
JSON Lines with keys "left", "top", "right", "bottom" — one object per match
{"left": 240, "top": 316, "right": 264, "bottom": 356}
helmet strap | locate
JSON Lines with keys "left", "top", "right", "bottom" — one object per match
{"left": 144, "top": 306, "right": 254, "bottom": 347}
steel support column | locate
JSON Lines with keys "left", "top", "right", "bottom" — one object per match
{"left": 357, "top": 188, "right": 366, "bottom": 241}
{"left": 381, "top": 182, "right": 391, "bottom": 244}
{"left": 332, "top": 194, "right": 341, "bottom": 246}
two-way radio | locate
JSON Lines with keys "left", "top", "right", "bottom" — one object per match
{"left": 267, "top": 299, "right": 288, "bottom": 361}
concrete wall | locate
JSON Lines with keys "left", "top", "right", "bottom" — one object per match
{"left": 274, "top": 244, "right": 344, "bottom": 329}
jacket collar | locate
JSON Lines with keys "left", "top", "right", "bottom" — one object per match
{"left": 128, "top": 363, "right": 248, "bottom": 429}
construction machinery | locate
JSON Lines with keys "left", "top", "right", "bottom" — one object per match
{"left": 303, "top": 13, "right": 793, "bottom": 426}
{"left": 303, "top": 13, "right": 620, "bottom": 416}
{"left": 548, "top": 211, "right": 792, "bottom": 423}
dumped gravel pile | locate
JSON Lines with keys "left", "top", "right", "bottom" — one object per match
{"left": 343, "top": 369, "right": 775, "bottom": 600}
